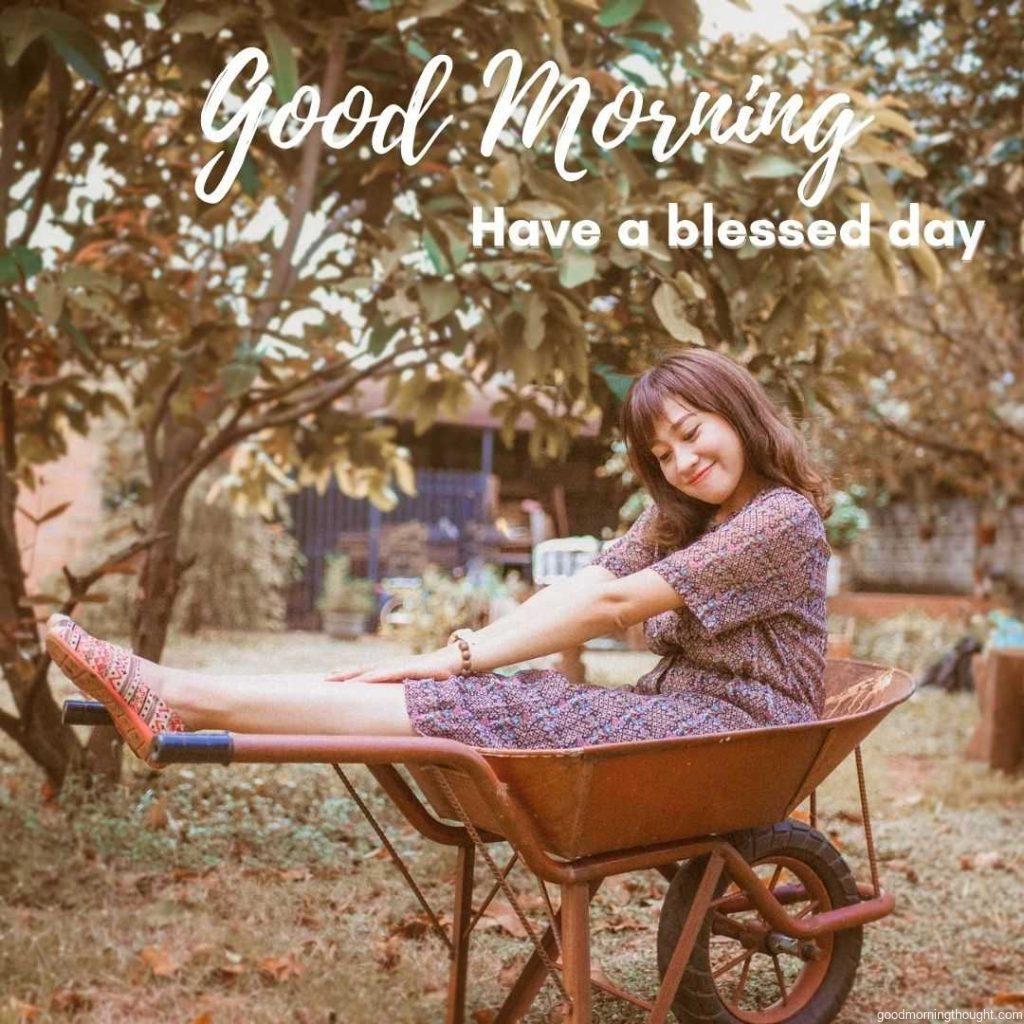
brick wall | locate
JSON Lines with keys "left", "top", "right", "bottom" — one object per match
{"left": 849, "top": 500, "right": 1024, "bottom": 594}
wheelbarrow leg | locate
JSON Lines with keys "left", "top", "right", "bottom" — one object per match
{"left": 494, "top": 880, "right": 601, "bottom": 1024}
{"left": 561, "top": 882, "right": 592, "bottom": 1024}
{"left": 446, "top": 845, "right": 475, "bottom": 1024}
{"left": 647, "top": 851, "right": 724, "bottom": 1024}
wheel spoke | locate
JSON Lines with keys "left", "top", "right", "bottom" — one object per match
{"left": 771, "top": 953, "right": 789, "bottom": 1004}
{"left": 766, "top": 862, "right": 784, "bottom": 893}
{"left": 795, "top": 899, "right": 819, "bottom": 920}
{"left": 733, "top": 951, "right": 754, "bottom": 1003}
{"left": 713, "top": 947, "right": 753, "bottom": 979}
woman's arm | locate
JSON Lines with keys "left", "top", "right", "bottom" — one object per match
{"left": 326, "top": 567, "right": 683, "bottom": 683}
{"left": 468, "top": 564, "right": 617, "bottom": 643}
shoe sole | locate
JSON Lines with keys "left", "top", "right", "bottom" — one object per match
{"left": 47, "top": 632, "right": 162, "bottom": 768}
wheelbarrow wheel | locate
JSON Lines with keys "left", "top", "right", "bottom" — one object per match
{"left": 657, "top": 820, "right": 863, "bottom": 1024}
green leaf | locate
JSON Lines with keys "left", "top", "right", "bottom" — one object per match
{"left": 368, "top": 320, "right": 396, "bottom": 355}
{"left": 597, "top": 0, "right": 643, "bottom": 28}
{"left": 406, "top": 36, "right": 433, "bottom": 64}
{"left": 417, "top": 281, "right": 460, "bottom": 324}
{"left": 594, "top": 363, "right": 633, "bottom": 402}
{"left": 238, "top": 154, "right": 260, "bottom": 198}
{"left": 34, "top": 10, "right": 111, "bottom": 90}
{"left": 632, "top": 18, "right": 673, "bottom": 36}
{"left": 35, "top": 274, "right": 64, "bottom": 327}
{"left": 558, "top": 249, "right": 597, "bottom": 288}
{"left": 422, "top": 230, "right": 450, "bottom": 275}
{"left": 219, "top": 362, "right": 258, "bottom": 397}
{"left": 264, "top": 22, "right": 298, "bottom": 103}
{"left": 0, "top": 245, "right": 42, "bottom": 284}
{"left": 652, "top": 282, "right": 703, "bottom": 344}
{"left": 741, "top": 154, "right": 803, "bottom": 180}
{"left": 616, "top": 36, "right": 662, "bottom": 64}
{"left": 170, "top": 11, "right": 232, "bottom": 36}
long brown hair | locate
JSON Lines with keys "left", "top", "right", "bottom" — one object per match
{"left": 621, "top": 349, "right": 831, "bottom": 551}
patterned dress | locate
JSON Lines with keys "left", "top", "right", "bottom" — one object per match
{"left": 403, "top": 485, "right": 830, "bottom": 749}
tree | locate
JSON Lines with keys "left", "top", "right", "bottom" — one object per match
{"left": 822, "top": 0, "right": 1023, "bottom": 307}
{"left": 1, "top": 0, "right": 921, "bottom": 784}
{"left": 824, "top": 260, "right": 1023, "bottom": 507}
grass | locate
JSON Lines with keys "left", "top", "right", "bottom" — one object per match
{"left": 1, "top": 620, "right": 1022, "bottom": 1023}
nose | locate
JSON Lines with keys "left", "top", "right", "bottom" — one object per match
{"left": 672, "top": 446, "right": 700, "bottom": 478}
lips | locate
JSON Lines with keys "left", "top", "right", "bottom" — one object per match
{"left": 686, "top": 463, "right": 713, "bottom": 486}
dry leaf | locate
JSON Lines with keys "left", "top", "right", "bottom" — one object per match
{"left": 836, "top": 808, "right": 864, "bottom": 824}
{"left": 189, "top": 1014, "right": 214, "bottom": 1024}
{"left": 993, "top": 993, "right": 1024, "bottom": 1006}
{"left": 211, "top": 962, "right": 246, "bottom": 983}
{"left": 258, "top": 952, "right": 305, "bottom": 983}
{"left": 594, "top": 913, "right": 645, "bottom": 933}
{"left": 471, "top": 1010, "right": 496, "bottom": 1024}
{"left": 49, "top": 989, "right": 92, "bottom": 1013}
{"left": 374, "top": 935, "right": 402, "bottom": 971}
{"left": 8, "top": 998, "right": 41, "bottom": 1021}
{"left": 139, "top": 944, "right": 178, "bottom": 977}
{"left": 960, "top": 851, "right": 1006, "bottom": 871}
{"left": 480, "top": 899, "right": 528, "bottom": 938}
{"left": 144, "top": 799, "right": 169, "bottom": 830}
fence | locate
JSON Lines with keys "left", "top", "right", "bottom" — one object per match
{"left": 287, "top": 469, "right": 490, "bottom": 625}
{"left": 850, "top": 500, "right": 1024, "bottom": 594}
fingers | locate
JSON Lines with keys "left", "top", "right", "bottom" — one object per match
{"left": 324, "top": 665, "right": 369, "bottom": 682}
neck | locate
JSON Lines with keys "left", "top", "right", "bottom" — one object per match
{"left": 713, "top": 472, "right": 770, "bottom": 523}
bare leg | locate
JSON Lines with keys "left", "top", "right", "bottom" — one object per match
{"left": 47, "top": 615, "right": 419, "bottom": 738}
{"left": 160, "top": 670, "right": 417, "bottom": 736}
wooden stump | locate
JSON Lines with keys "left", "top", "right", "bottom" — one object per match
{"left": 964, "top": 649, "right": 1024, "bottom": 772}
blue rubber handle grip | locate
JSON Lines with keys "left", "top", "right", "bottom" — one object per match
{"left": 150, "top": 732, "right": 234, "bottom": 765}
{"left": 62, "top": 699, "right": 113, "bottom": 726}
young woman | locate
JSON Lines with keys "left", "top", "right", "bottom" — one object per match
{"left": 47, "top": 349, "right": 832, "bottom": 765}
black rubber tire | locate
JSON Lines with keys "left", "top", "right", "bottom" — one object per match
{"left": 656, "top": 820, "right": 863, "bottom": 1024}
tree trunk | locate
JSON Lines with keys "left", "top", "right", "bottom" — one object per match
{"left": 0, "top": 459, "right": 83, "bottom": 786}
{"left": 85, "top": 484, "right": 189, "bottom": 780}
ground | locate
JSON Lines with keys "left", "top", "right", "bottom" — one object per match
{"left": 1, "top": 624, "right": 1022, "bottom": 1023}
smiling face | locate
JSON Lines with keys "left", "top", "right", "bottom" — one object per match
{"left": 648, "top": 397, "right": 760, "bottom": 515}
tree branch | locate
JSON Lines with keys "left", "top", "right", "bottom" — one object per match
{"left": 869, "top": 410, "right": 994, "bottom": 470}
{"left": 249, "top": 19, "right": 347, "bottom": 342}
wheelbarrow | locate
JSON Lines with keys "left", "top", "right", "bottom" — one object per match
{"left": 64, "top": 658, "right": 913, "bottom": 1024}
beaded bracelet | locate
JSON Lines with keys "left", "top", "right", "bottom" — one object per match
{"left": 447, "top": 628, "right": 475, "bottom": 676}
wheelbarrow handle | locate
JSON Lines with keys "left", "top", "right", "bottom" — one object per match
{"left": 63, "top": 699, "right": 113, "bottom": 726}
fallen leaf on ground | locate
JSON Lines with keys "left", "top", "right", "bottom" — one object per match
{"left": 139, "top": 944, "right": 178, "bottom": 977}
{"left": 211, "top": 962, "right": 246, "bottom": 983}
{"left": 49, "top": 989, "right": 92, "bottom": 1012}
{"left": 258, "top": 952, "right": 305, "bottom": 983}
{"left": 479, "top": 899, "right": 528, "bottom": 938}
{"left": 471, "top": 1010, "right": 496, "bottom": 1024}
{"left": 388, "top": 912, "right": 434, "bottom": 941}
{"left": 7, "top": 998, "right": 41, "bottom": 1021}
{"left": 189, "top": 1014, "right": 214, "bottom": 1024}
{"left": 960, "top": 851, "right": 1005, "bottom": 871}
{"left": 144, "top": 799, "right": 169, "bottom": 830}
{"left": 836, "top": 808, "right": 864, "bottom": 824}
{"left": 886, "top": 859, "right": 919, "bottom": 884}
{"left": 595, "top": 913, "right": 646, "bottom": 932}
{"left": 993, "top": 993, "right": 1024, "bottom": 1006}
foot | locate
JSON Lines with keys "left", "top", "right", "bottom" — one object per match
{"left": 46, "top": 614, "right": 185, "bottom": 767}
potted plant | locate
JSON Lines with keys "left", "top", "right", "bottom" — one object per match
{"left": 824, "top": 488, "right": 870, "bottom": 596}
{"left": 317, "top": 553, "right": 376, "bottom": 639}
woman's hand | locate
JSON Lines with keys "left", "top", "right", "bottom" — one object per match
{"left": 324, "top": 644, "right": 462, "bottom": 684}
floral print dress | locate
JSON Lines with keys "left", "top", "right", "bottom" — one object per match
{"left": 402, "top": 485, "right": 830, "bottom": 749}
